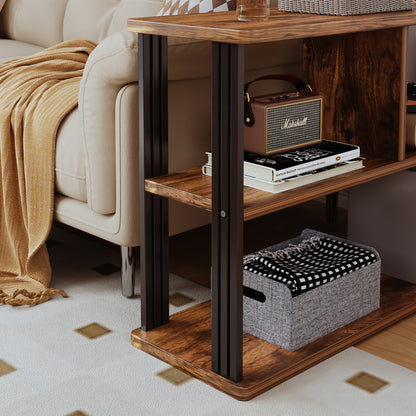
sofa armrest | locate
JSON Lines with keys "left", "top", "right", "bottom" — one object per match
{"left": 79, "top": 31, "right": 138, "bottom": 214}
{"left": 78, "top": 30, "right": 212, "bottom": 215}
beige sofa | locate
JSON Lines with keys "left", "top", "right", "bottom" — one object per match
{"left": 0, "top": 0, "right": 302, "bottom": 296}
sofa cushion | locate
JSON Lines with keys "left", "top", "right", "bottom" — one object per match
{"left": 63, "top": 0, "right": 118, "bottom": 44}
{"left": 63, "top": 0, "right": 163, "bottom": 43}
{"left": 55, "top": 108, "right": 88, "bottom": 202}
{"left": 106, "top": 0, "right": 163, "bottom": 35}
{"left": 0, "top": 0, "right": 68, "bottom": 47}
{"left": 0, "top": 39, "right": 44, "bottom": 63}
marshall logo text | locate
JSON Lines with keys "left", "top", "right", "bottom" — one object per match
{"left": 281, "top": 117, "right": 308, "bottom": 130}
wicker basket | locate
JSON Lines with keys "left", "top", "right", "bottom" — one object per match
{"left": 277, "top": 0, "right": 413, "bottom": 15}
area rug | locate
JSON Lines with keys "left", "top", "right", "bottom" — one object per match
{"left": 0, "top": 225, "right": 415, "bottom": 415}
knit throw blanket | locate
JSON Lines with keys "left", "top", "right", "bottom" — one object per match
{"left": 0, "top": 40, "right": 96, "bottom": 306}
{"left": 244, "top": 236, "right": 378, "bottom": 297}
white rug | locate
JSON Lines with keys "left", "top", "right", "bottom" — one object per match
{"left": 1, "top": 226, "right": 415, "bottom": 416}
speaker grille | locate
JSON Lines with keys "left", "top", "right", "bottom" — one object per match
{"left": 266, "top": 99, "right": 322, "bottom": 153}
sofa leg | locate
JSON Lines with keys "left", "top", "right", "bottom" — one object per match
{"left": 121, "top": 246, "right": 138, "bottom": 297}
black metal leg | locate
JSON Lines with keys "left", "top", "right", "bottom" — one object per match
{"left": 211, "top": 42, "right": 245, "bottom": 382}
{"left": 138, "top": 34, "right": 169, "bottom": 331}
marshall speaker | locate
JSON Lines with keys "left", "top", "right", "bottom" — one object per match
{"left": 244, "top": 75, "right": 323, "bottom": 156}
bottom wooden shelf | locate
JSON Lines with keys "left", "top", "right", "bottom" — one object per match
{"left": 131, "top": 276, "right": 416, "bottom": 401}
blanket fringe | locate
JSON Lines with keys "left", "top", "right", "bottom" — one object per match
{"left": 243, "top": 236, "right": 322, "bottom": 265}
{"left": 0, "top": 288, "right": 68, "bottom": 306}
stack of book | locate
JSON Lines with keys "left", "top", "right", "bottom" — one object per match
{"left": 202, "top": 140, "right": 364, "bottom": 193}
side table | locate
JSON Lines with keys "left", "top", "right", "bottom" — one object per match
{"left": 128, "top": 9, "right": 416, "bottom": 400}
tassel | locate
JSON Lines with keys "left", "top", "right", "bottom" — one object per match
{"left": 0, "top": 288, "right": 68, "bottom": 306}
{"left": 243, "top": 236, "right": 322, "bottom": 265}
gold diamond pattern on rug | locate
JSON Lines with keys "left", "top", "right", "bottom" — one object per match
{"left": 91, "top": 263, "right": 120, "bottom": 275}
{"left": 0, "top": 360, "right": 16, "bottom": 377}
{"left": 66, "top": 411, "right": 91, "bottom": 416}
{"left": 345, "top": 371, "right": 389, "bottom": 393}
{"left": 75, "top": 323, "right": 112, "bottom": 340}
{"left": 157, "top": 367, "right": 193, "bottom": 385}
{"left": 169, "top": 292, "right": 195, "bottom": 307}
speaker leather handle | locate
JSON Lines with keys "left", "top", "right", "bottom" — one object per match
{"left": 244, "top": 74, "right": 311, "bottom": 96}
{"left": 244, "top": 74, "right": 312, "bottom": 127}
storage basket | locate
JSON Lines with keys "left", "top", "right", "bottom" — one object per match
{"left": 277, "top": 0, "right": 413, "bottom": 15}
{"left": 243, "top": 229, "right": 380, "bottom": 351}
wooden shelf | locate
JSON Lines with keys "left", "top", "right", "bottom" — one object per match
{"left": 145, "top": 154, "right": 416, "bottom": 221}
{"left": 128, "top": 9, "right": 416, "bottom": 44}
{"left": 131, "top": 276, "right": 416, "bottom": 401}
{"left": 129, "top": 10, "right": 416, "bottom": 397}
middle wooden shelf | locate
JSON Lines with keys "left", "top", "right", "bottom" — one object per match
{"left": 145, "top": 153, "right": 416, "bottom": 221}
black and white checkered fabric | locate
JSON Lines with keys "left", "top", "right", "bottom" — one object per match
{"left": 243, "top": 236, "right": 378, "bottom": 297}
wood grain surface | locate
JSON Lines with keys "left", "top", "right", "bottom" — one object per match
{"left": 131, "top": 276, "right": 416, "bottom": 400}
{"left": 127, "top": 9, "right": 416, "bottom": 44}
{"left": 145, "top": 154, "right": 416, "bottom": 221}
{"left": 304, "top": 28, "right": 406, "bottom": 160}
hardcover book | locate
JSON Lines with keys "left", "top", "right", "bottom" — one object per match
{"left": 206, "top": 140, "right": 360, "bottom": 182}
{"left": 202, "top": 158, "right": 364, "bottom": 193}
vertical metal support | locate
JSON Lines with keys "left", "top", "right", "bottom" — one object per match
{"left": 138, "top": 34, "right": 169, "bottom": 331}
{"left": 211, "top": 42, "right": 245, "bottom": 382}
{"left": 121, "top": 246, "right": 138, "bottom": 297}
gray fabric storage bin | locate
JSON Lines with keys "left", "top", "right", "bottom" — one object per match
{"left": 243, "top": 229, "right": 380, "bottom": 351}
{"left": 277, "top": 0, "right": 413, "bottom": 15}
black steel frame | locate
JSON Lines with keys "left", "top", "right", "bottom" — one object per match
{"left": 138, "top": 35, "right": 245, "bottom": 382}
{"left": 211, "top": 42, "right": 245, "bottom": 382}
{"left": 138, "top": 33, "right": 170, "bottom": 331}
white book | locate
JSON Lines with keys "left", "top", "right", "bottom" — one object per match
{"left": 202, "top": 159, "right": 364, "bottom": 194}
{"left": 206, "top": 140, "right": 360, "bottom": 182}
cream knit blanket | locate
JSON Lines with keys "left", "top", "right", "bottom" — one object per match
{"left": 0, "top": 40, "right": 96, "bottom": 306}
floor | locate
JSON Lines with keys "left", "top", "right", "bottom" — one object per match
{"left": 357, "top": 314, "right": 416, "bottom": 372}
{"left": 1, "top": 201, "right": 416, "bottom": 415}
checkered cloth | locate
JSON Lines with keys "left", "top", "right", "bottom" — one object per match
{"left": 243, "top": 236, "right": 378, "bottom": 297}
{"left": 158, "top": 0, "right": 236, "bottom": 15}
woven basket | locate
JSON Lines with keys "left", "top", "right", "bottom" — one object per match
{"left": 277, "top": 0, "right": 413, "bottom": 15}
